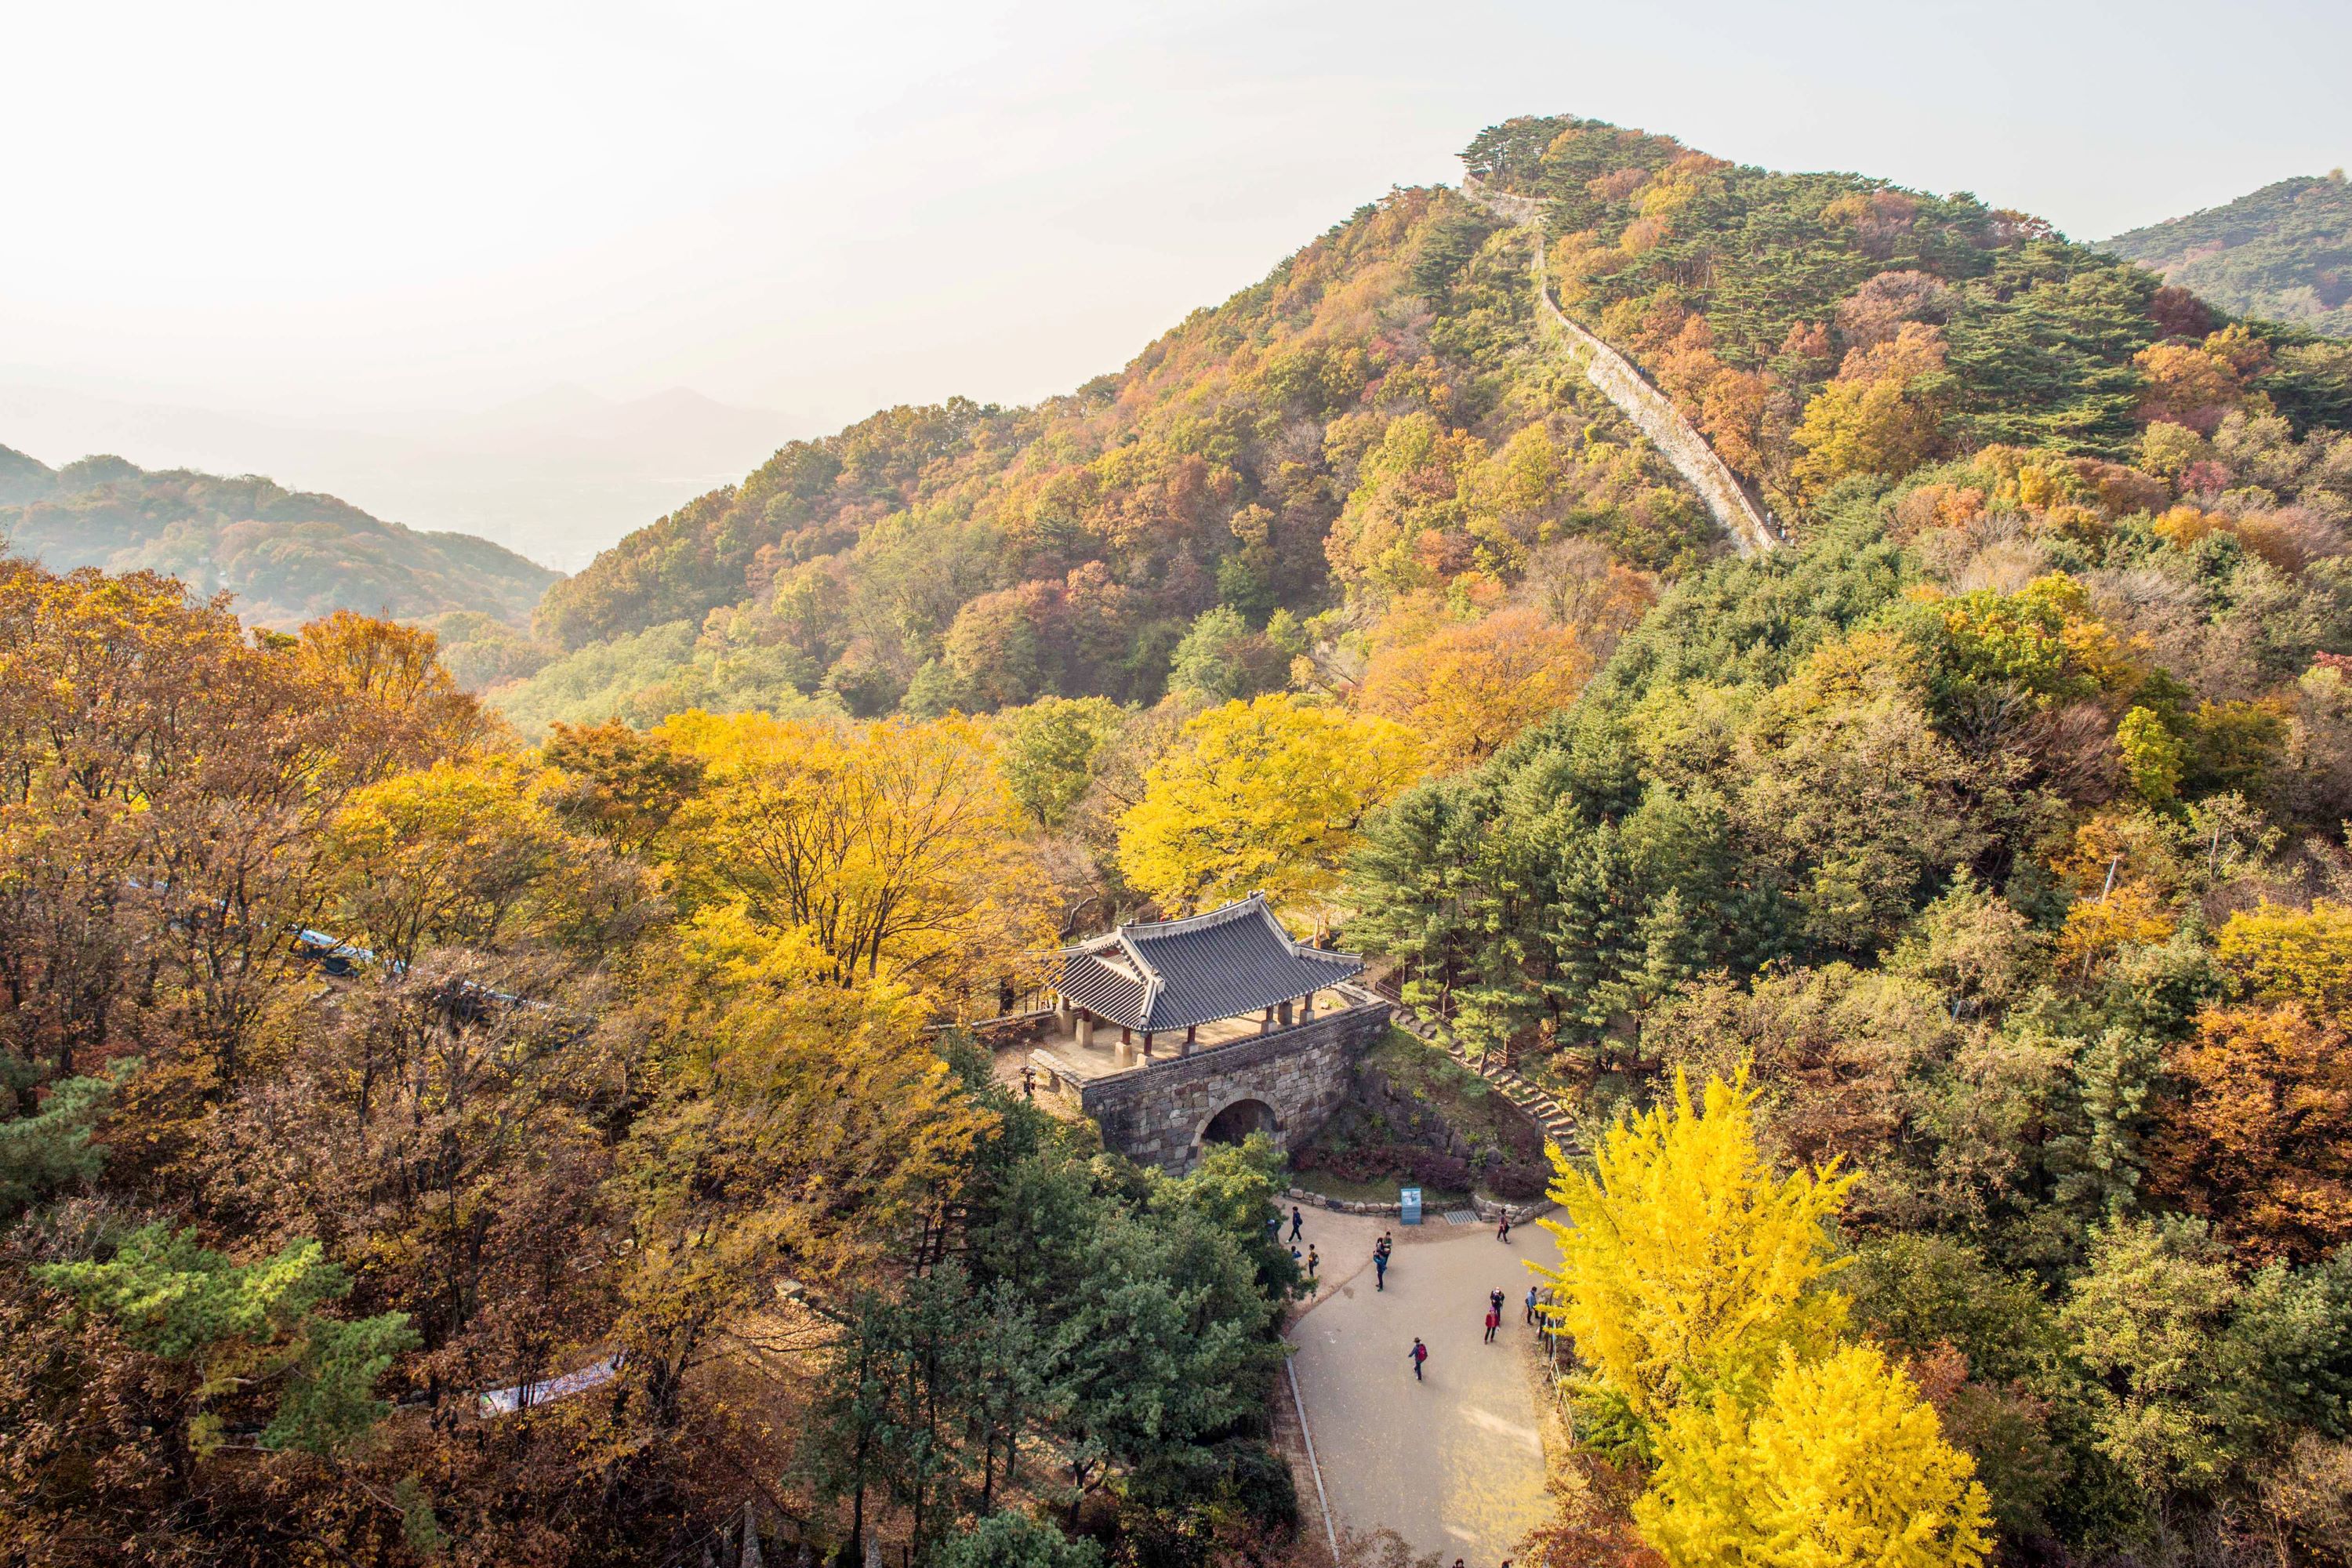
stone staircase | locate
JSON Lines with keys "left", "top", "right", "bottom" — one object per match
{"left": 1383, "top": 993, "right": 1587, "bottom": 1161}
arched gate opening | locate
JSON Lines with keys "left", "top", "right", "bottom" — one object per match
{"left": 1200, "top": 1097, "right": 1280, "bottom": 1150}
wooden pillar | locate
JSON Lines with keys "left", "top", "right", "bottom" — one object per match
{"left": 1076, "top": 1013, "right": 1094, "bottom": 1049}
{"left": 1278, "top": 1000, "right": 1294, "bottom": 1027}
{"left": 1181, "top": 1025, "right": 1197, "bottom": 1057}
{"left": 1259, "top": 1006, "right": 1275, "bottom": 1036}
{"left": 1142, "top": 1032, "right": 1154, "bottom": 1058}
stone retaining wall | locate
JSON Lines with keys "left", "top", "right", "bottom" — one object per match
{"left": 1283, "top": 1185, "right": 1555, "bottom": 1226}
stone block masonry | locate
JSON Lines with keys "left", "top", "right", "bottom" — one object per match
{"left": 1080, "top": 996, "right": 1392, "bottom": 1173}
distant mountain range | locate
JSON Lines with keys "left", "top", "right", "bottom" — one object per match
{"left": 2100, "top": 172, "right": 2352, "bottom": 336}
{"left": 0, "top": 445, "right": 560, "bottom": 633}
{"left": 0, "top": 382, "right": 788, "bottom": 572}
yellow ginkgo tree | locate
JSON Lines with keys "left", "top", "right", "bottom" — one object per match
{"left": 1116, "top": 693, "right": 1421, "bottom": 921}
{"left": 1637, "top": 1343, "right": 1994, "bottom": 1568}
{"left": 1536, "top": 1067, "right": 1854, "bottom": 1420}
{"left": 1534, "top": 1067, "right": 1992, "bottom": 1568}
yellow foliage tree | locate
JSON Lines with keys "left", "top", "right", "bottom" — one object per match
{"left": 1323, "top": 412, "right": 1481, "bottom": 595}
{"left": 1116, "top": 693, "right": 1421, "bottom": 920}
{"left": 613, "top": 982, "right": 993, "bottom": 1424}
{"left": 1790, "top": 323, "right": 1949, "bottom": 496}
{"left": 2116, "top": 706, "right": 2186, "bottom": 804}
{"left": 1636, "top": 1343, "right": 1994, "bottom": 1568}
{"left": 1358, "top": 608, "right": 1593, "bottom": 770}
{"left": 1461, "top": 424, "right": 1568, "bottom": 575}
{"left": 292, "top": 608, "right": 495, "bottom": 782}
{"left": 2217, "top": 899, "right": 2352, "bottom": 1020}
{"left": 322, "top": 756, "right": 590, "bottom": 970}
{"left": 1534, "top": 1068, "right": 1854, "bottom": 1420}
{"left": 662, "top": 710, "right": 1053, "bottom": 1000}
{"left": 2056, "top": 881, "right": 2176, "bottom": 980}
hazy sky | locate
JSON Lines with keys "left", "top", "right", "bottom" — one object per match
{"left": 8, "top": 0, "right": 2349, "bottom": 495}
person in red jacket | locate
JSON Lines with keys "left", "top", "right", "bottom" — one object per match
{"left": 1408, "top": 1338, "right": 1428, "bottom": 1381}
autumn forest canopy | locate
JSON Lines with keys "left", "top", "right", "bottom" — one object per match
{"left": 9, "top": 110, "right": 2352, "bottom": 1568}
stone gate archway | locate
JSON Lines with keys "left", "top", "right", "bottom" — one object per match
{"left": 1199, "top": 1096, "right": 1281, "bottom": 1151}
{"left": 1076, "top": 996, "right": 1391, "bottom": 1171}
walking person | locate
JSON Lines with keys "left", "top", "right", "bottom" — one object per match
{"left": 1373, "top": 1247, "right": 1388, "bottom": 1291}
{"left": 1525, "top": 1283, "right": 1540, "bottom": 1324}
{"left": 1409, "top": 1337, "right": 1428, "bottom": 1381}
{"left": 1489, "top": 1287, "right": 1506, "bottom": 1320}
{"left": 1497, "top": 1209, "right": 1513, "bottom": 1243}
{"left": 1305, "top": 1245, "right": 1319, "bottom": 1285}
{"left": 1289, "top": 1206, "right": 1305, "bottom": 1243}
{"left": 1483, "top": 1304, "right": 1501, "bottom": 1344}
{"left": 1019, "top": 1063, "right": 1036, "bottom": 1100}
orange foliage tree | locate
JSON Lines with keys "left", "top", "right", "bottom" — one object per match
{"left": 1357, "top": 608, "right": 1593, "bottom": 770}
{"left": 0, "top": 564, "right": 488, "bottom": 1090}
{"left": 2133, "top": 327, "right": 2269, "bottom": 436}
{"left": 2147, "top": 1001, "right": 2352, "bottom": 1264}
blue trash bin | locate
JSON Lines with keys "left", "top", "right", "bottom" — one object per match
{"left": 1399, "top": 1186, "right": 1422, "bottom": 1225}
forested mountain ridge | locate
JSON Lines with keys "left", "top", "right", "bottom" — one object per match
{"left": 0, "top": 445, "right": 561, "bottom": 630}
{"left": 2100, "top": 172, "right": 2352, "bottom": 339}
{"left": 507, "top": 115, "right": 2352, "bottom": 746}
{"left": 502, "top": 181, "right": 1718, "bottom": 735}
{"left": 1342, "top": 117, "right": 2352, "bottom": 1568}
{"left": 1463, "top": 118, "right": 2352, "bottom": 510}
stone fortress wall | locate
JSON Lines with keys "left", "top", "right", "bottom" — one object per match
{"left": 1077, "top": 989, "right": 1392, "bottom": 1173}
{"left": 1459, "top": 173, "right": 1782, "bottom": 557}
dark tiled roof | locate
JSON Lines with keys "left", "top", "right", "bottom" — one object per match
{"left": 1053, "top": 894, "right": 1363, "bottom": 1032}
{"left": 1055, "top": 951, "right": 1149, "bottom": 1025}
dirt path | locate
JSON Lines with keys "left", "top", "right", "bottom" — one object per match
{"left": 1282, "top": 1206, "right": 1551, "bottom": 1563}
